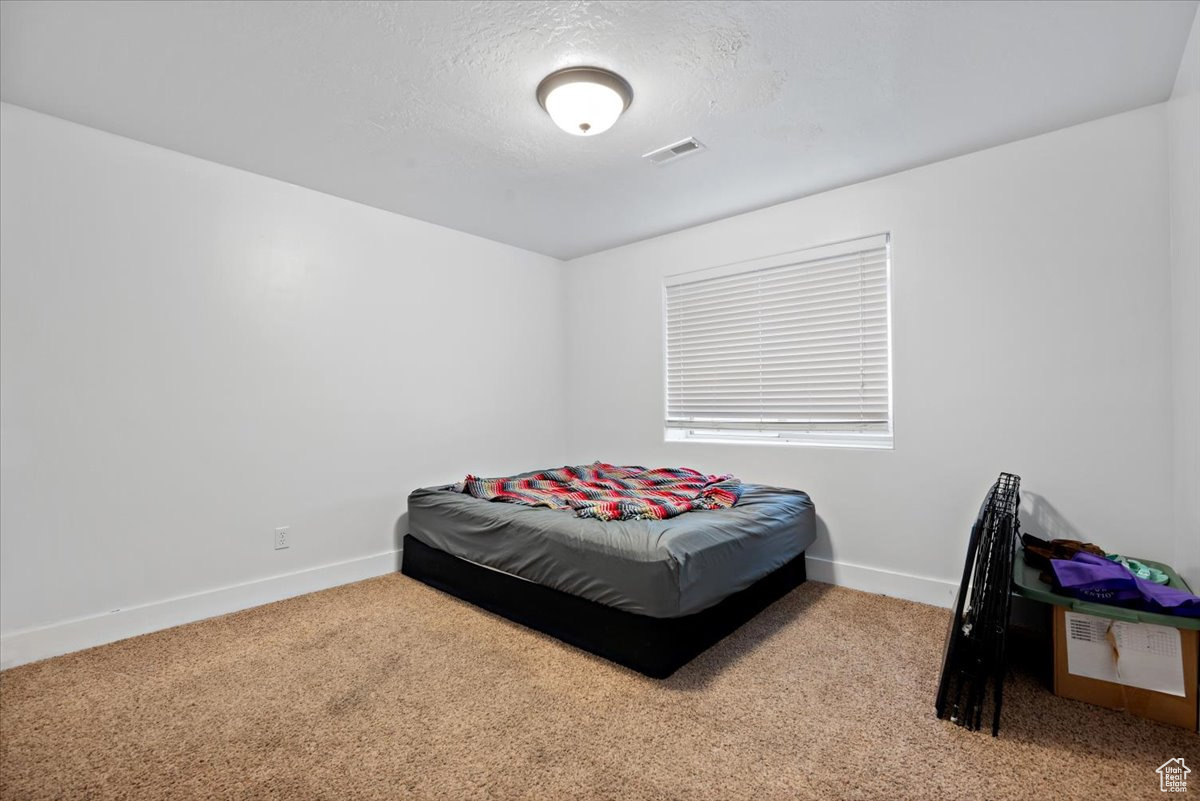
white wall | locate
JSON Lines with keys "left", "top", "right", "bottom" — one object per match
{"left": 0, "top": 103, "right": 567, "bottom": 666}
{"left": 564, "top": 105, "right": 1175, "bottom": 606}
{"left": 1, "top": 78, "right": 1189, "bottom": 668}
{"left": 1168, "top": 11, "right": 1200, "bottom": 593}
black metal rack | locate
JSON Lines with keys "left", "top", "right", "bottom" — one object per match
{"left": 935, "top": 472, "right": 1021, "bottom": 736}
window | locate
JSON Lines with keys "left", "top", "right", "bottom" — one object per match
{"left": 664, "top": 234, "right": 892, "bottom": 448}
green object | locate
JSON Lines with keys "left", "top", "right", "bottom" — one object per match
{"left": 1105, "top": 554, "right": 1170, "bottom": 584}
{"left": 1011, "top": 544, "right": 1200, "bottom": 631}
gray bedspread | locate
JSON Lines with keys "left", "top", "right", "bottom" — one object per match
{"left": 407, "top": 482, "right": 815, "bottom": 618}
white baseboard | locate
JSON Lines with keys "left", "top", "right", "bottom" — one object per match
{"left": 0, "top": 550, "right": 399, "bottom": 670}
{"left": 805, "top": 556, "right": 958, "bottom": 608}
{"left": 2, "top": 550, "right": 953, "bottom": 670}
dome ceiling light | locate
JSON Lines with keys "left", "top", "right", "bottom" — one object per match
{"left": 536, "top": 67, "right": 633, "bottom": 137}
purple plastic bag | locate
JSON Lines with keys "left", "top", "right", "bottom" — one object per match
{"left": 1051, "top": 552, "right": 1200, "bottom": 618}
{"left": 1137, "top": 576, "right": 1200, "bottom": 618}
{"left": 1051, "top": 553, "right": 1142, "bottom": 605}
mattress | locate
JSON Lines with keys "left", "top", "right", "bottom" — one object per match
{"left": 407, "top": 481, "right": 815, "bottom": 618}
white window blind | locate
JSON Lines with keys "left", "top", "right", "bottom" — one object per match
{"left": 664, "top": 234, "right": 891, "bottom": 447}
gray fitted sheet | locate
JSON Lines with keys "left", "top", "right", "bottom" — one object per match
{"left": 407, "top": 482, "right": 815, "bottom": 618}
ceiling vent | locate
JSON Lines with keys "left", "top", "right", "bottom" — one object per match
{"left": 642, "top": 137, "right": 705, "bottom": 166}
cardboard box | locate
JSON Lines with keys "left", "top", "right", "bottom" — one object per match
{"left": 1052, "top": 605, "right": 1198, "bottom": 731}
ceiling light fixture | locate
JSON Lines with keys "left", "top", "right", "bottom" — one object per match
{"left": 536, "top": 67, "right": 633, "bottom": 137}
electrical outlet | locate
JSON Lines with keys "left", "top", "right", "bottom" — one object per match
{"left": 274, "top": 526, "right": 290, "bottom": 550}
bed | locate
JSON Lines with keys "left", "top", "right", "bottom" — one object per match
{"left": 402, "top": 474, "right": 815, "bottom": 678}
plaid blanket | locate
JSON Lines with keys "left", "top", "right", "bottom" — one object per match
{"left": 462, "top": 462, "right": 743, "bottom": 521}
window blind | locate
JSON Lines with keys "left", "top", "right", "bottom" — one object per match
{"left": 664, "top": 234, "right": 891, "bottom": 443}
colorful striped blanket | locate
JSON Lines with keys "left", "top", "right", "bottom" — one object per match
{"left": 462, "top": 463, "right": 743, "bottom": 522}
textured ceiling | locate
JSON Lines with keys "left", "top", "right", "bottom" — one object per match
{"left": 2, "top": 0, "right": 1196, "bottom": 259}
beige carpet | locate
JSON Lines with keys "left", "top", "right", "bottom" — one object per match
{"left": 1, "top": 575, "right": 1195, "bottom": 800}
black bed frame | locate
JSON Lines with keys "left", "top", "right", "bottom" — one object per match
{"left": 401, "top": 534, "right": 807, "bottom": 678}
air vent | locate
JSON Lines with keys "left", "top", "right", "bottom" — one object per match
{"left": 642, "top": 137, "right": 706, "bottom": 166}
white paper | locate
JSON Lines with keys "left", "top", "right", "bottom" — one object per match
{"left": 1065, "top": 612, "right": 1120, "bottom": 683}
{"left": 1064, "top": 612, "right": 1186, "bottom": 697}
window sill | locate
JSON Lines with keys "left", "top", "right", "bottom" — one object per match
{"left": 664, "top": 430, "right": 894, "bottom": 451}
